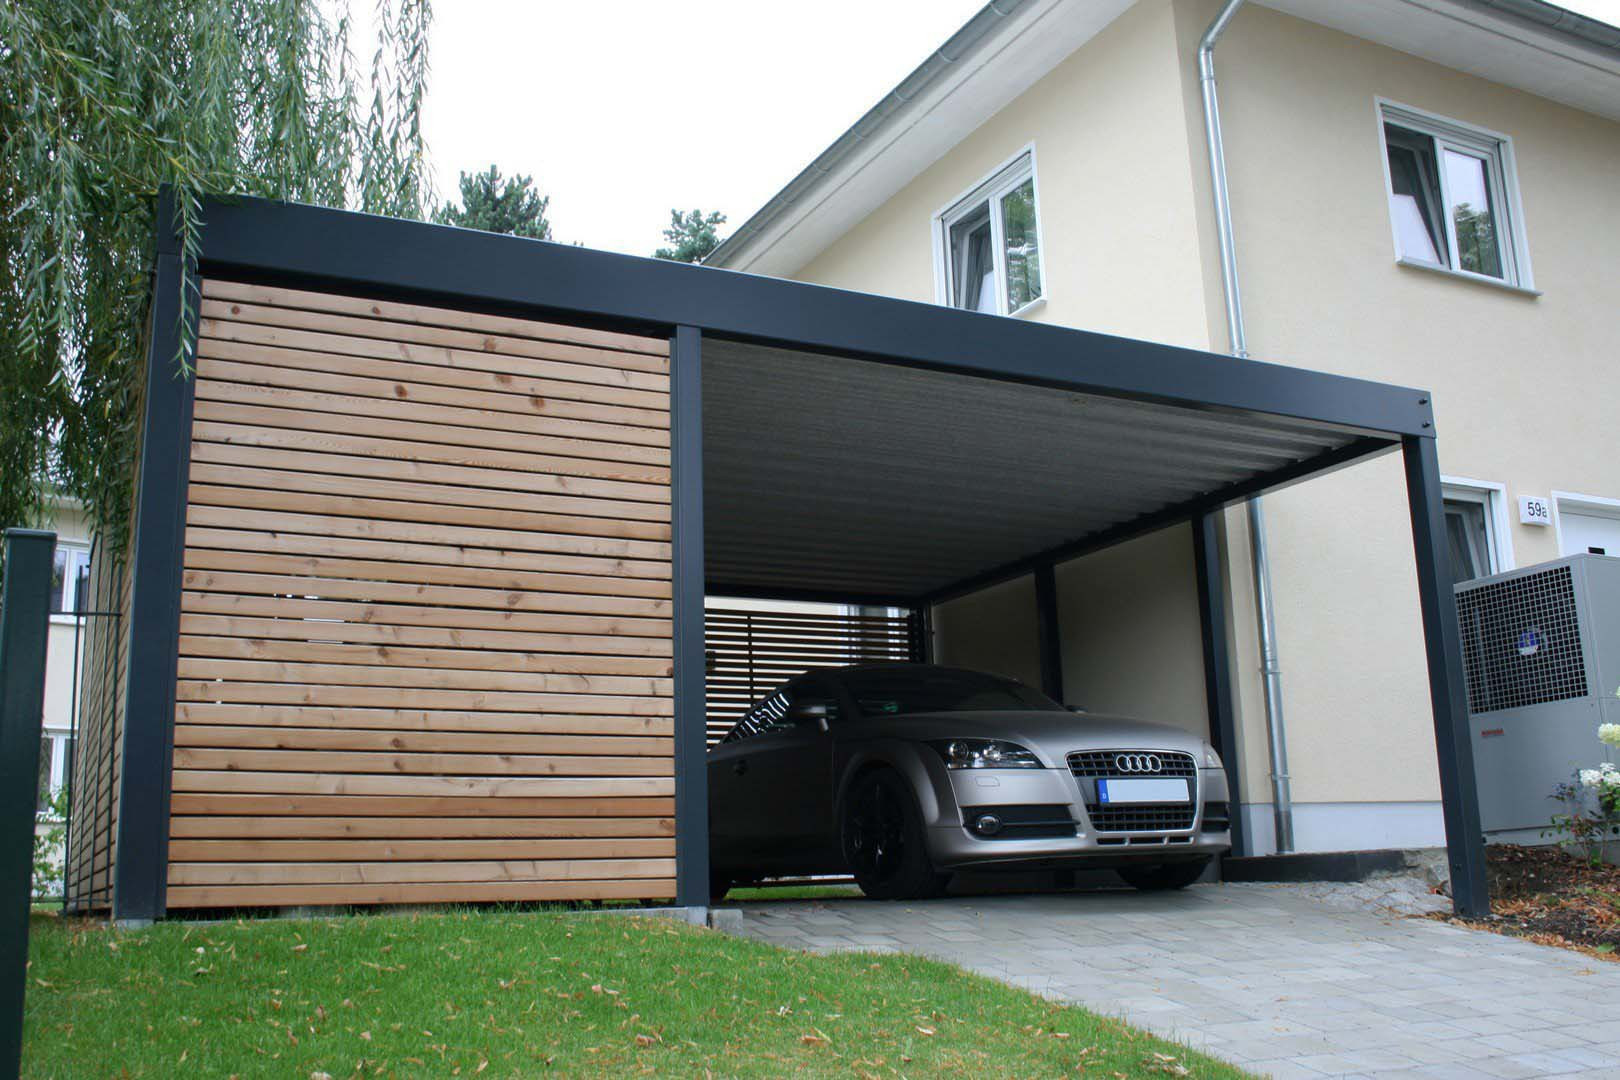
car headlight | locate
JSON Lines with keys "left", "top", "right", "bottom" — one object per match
{"left": 1203, "top": 743, "right": 1223, "bottom": 768}
{"left": 929, "top": 739, "right": 1042, "bottom": 769}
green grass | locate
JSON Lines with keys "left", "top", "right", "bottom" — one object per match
{"left": 24, "top": 909, "right": 1252, "bottom": 1078}
{"left": 723, "top": 884, "right": 862, "bottom": 902}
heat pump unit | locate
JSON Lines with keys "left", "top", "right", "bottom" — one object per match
{"left": 1459, "top": 553, "right": 1620, "bottom": 837}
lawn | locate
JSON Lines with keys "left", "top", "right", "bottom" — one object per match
{"left": 24, "top": 908, "right": 1251, "bottom": 1078}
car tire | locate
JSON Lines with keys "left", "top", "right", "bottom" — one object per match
{"left": 1116, "top": 858, "right": 1211, "bottom": 891}
{"left": 840, "top": 768, "right": 948, "bottom": 901}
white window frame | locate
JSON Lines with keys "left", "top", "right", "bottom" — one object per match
{"left": 1442, "top": 476, "right": 1514, "bottom": 578}
{"left": 1551, "top": 490, "right": 1620, "bottom": 557}
{"left": 51, "top": 543, "right": 91, "bottom": 624}
{"left": 1375, "top": 99, "right": 1536, "bottom": 294}
{"left": 37, "top": 727, "right": 73, "bottom": 820}
{"left": 931, "top": 145, "right": 1048, "bottom": 317}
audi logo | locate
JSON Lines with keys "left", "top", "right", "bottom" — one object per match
{"left": 1114, "top": 753, "right": 1163, "bottom": 774}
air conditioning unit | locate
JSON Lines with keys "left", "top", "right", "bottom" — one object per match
{"left": 1459, "top": 553, "right": 1620, "bottom": 837}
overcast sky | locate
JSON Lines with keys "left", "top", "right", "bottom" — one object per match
{"left": 415, "top": 0, "right": 1620, "bottom": 256}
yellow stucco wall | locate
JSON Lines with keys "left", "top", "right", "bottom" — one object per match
{"left": 783, "top": 0, "right": 1620, "bottom": 843}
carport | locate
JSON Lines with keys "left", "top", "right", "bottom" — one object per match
{"left": 88, "top": 193, "right": 1487, "bottom": 921}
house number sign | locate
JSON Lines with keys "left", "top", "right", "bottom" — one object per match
{"left": 1518, "top": 496, "right": 1552, "bottom": 526}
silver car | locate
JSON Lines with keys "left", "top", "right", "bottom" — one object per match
{"left": 708, "top": 664, "right": 1231, "bottom": 900}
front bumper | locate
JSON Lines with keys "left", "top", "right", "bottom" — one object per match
{"left": 922, "top": 762, "right": 1232, "bottom": 870}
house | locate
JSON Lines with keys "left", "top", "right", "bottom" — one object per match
{"left": 706, "top": 0, "right": 1620, "bottom": 855}
{"left": 34, "top": 497, "right": 92, "bottom": 893}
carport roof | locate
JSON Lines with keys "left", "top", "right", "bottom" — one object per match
{"left": 704, "top": 339, "right": 1387, "bottom": 603}
{"left": 191, "top": 195, "right": 1433, "bottom": 607}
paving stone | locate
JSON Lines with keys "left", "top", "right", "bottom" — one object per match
{"left": 722, "top": 881, "right": 1620, "bottom": 1079}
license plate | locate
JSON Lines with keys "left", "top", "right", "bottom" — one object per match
{"left": 1096, "top": 778, "right": 1190, "bottom": 805}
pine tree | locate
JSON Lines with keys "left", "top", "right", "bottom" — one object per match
{"left": 655, "top": 209, "right": 727, "bottom": 263}
{"left": 434, "top": 166, "right": 553, "bottom": 239}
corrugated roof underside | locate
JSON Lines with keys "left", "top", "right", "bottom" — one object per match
{"left": 703, "top": 339, "right": 1358, "bottom": 599}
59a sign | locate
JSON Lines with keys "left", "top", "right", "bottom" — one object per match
{"left": 1519, "top": 495, "right": 1553, "bottom": 526}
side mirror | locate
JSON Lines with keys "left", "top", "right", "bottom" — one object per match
{"left": 788, "top": 702, "right": 830, "bottom": 731}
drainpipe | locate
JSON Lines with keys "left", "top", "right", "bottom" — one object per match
{"left": 1197, "top": 0, "right": 1294, "bottom": 854}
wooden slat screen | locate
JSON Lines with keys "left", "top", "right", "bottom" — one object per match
{"left": 64, "top": 547, "right": 132, "bottom": 913}
{"left": 705, "top": 605, "right": 918, "bottom": 744}
{"left": 168, "top": 279, "right": 674, "bottom": 908}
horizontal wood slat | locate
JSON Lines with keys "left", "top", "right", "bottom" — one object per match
{"left": 197, "top": 295, "right": 669, "bottom": 372}
{"left": 168, "top": 857, "right": 675, "bottom": 885}
{"left": 173, "top": 704, "right": 673, "bottom": 736}
{"left": 171, "top": 771, "right": 674, "bottom": 798}
{"left": 169, "top": 794, "right": 674, "bottom": 817}
{"left": 175, "top": 634, "right": 673, "bottom": 676}
{"left": 172, "top": 724, "right": 671, "bottom": 756}
{"left": 169, "top": 280, "right": 674, "bottom": 910}
{"left": 170, "top": 815, "right": 674, "bottom": 838}
{"left": 201, "top": 279, "right": 669, "bottom": 359}
{"left": 179, "top": 592, "right": 671, "bottom": 638}
{"left": 182, "top": 548, "right": 672, "bottom": 600}
{"left": 168, "top": 838, "right": 674, "bottom": 861}
{"left": 166, "top": 879, "right": 676, "bottom": 908}
{"left": 186, "top": 501, "right": 671, "bottom": 555}
{"left": 172, "top": 747, "right": 670, "bottom": 776}
{"left": 186, "top": 463, "right": 671, "bottom": 524}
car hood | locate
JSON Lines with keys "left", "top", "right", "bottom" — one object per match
{"left": 843, "top": 709, "right": 1209, "bottom": 766}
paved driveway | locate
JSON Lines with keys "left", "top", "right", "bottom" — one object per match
{"left": 727, "top": 884, "right": 1620, "bottom": 1078}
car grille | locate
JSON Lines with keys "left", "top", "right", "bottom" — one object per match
{"left": 1070, "top": 749, "right": 1198, "bottom": 834}
{"left": 1086, "top": 804, "right": 1197, "bottom": 832}
{"left": 1067, "top": 750, "right": 1198, "bottom": 779}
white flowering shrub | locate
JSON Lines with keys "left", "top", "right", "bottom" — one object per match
{"left": 1550, "top": 704, "right": 1620, "bottom": 865}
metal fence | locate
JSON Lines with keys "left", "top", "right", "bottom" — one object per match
{"left": 60, "top": 544, "right": 126, "bottom": 914}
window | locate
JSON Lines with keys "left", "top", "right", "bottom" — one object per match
{"left": 843, "top": 667, "right": 1062, "bottom": 718}
{"left": 1442, "top": 481, "right": 1510, "bottom": 585}
{"left": 37, "top": 732, "right": 73, "bottom": 816}
{"left": 1380, "top": 104, "right": 1529, "bottom": 288}
{"left": 50, "top": 545, "right": 91, "bottom": 615}
{"left": 722, "top": 675, "right": 843, "bottom": 743}
{"left": 937, "top": 151, "right": 1044, "bottom": 315}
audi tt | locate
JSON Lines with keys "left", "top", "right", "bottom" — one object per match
{"left": 707, "top": 663, "right": 1232, "bottom": 900}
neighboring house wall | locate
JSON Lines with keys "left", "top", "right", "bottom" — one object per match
{"left": 43, "top": 503, "right": 91, "bottom": 778}
{"left": 778, "top": 0, "right": 1620, "bottom": 852}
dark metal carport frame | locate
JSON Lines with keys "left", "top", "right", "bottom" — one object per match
{"left": 114, "top": 193, "right": 1487, "bottom": 919}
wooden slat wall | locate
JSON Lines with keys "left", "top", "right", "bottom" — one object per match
{"left": 705, "top": 605, "right": 917, "bottom": 744}
{"left": 64, "top": 548, "right": 133, "bottom": 912}
{"left": 167, "top": 279, "right": 674, "bottom": 908}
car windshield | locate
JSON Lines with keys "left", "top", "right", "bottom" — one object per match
{"left": 843, "top": 668, "right": 1064, "bottom": 717}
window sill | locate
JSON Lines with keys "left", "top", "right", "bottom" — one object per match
{"left": 1010, "top": 296, "right": 1047, "bottom": 319}
{"left": 1396, "top": 258, "right": 1541, "bottom": 298}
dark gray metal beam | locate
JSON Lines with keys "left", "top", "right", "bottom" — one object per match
{"left": 1033, "top": 565, "right": 1064, "bottom": 704}
{"left": 191, "top": 195, "right": 1437, "bottom": 439}
{"left": 1193, "top": 512, "right": 1247, "bottom": 859}
{"left": 0, "top": 529, "right": 55, "bottom": 1078}
{"left": 671, "top": 326, "right": 710, "bottom": 909}
{"left": 1402, "top": 436, "right": 1489, "bottom": 916}
{"left": 114, "top": 209, "right": 197, "bottom": 924}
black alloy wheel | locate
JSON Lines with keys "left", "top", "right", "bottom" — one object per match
{"left": 1116, "top": 858, "right": 1211, "bottom": 891}
{"left": 840, "top": 769, "right": 948, "bottom": 900}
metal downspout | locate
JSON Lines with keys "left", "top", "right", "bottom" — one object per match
{"left": 1197, "top": 0, "right": 1294, "bottom": 854}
